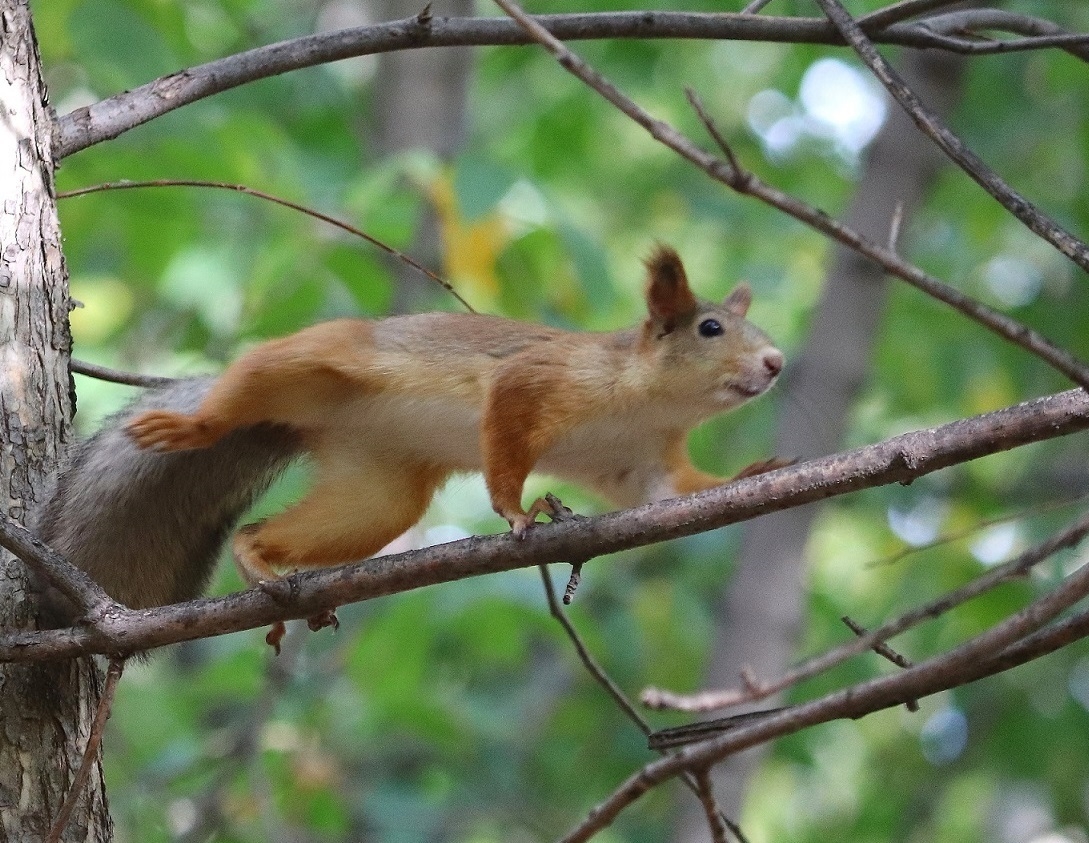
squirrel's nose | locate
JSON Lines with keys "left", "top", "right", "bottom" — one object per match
{"left": 763, "top": 349, "right": 784, "bottom": 377}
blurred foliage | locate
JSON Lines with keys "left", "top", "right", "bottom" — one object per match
{"left": 31, "top": 0, "right": 1089, "bottom": 840}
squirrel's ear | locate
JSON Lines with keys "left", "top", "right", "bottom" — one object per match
{"left": 722, "top": 283, "right": 752, "bottom": 317}
{"left": 644, "top": 246, "right": 697, "bottom": 324}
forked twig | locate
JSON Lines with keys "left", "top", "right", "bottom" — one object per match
{"left": 841, "top": 615, "right": 919, "bottom": 711}
{"left": 538, "top": 566, "right": 748, "bottom": 841}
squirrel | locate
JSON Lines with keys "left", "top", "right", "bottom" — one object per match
{"left": 35, "top": 246, "right": 783, "bottom": 645}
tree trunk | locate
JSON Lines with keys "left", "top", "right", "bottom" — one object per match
{"left": 0, "top": 1, "right": 111, "bottom": 840}
{"left": 671, "top": 49, "right": 966, "bottom": 841}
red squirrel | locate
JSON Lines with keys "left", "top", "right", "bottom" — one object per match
{"left": 36, "top": 247, "right": 782, "bottom": 643}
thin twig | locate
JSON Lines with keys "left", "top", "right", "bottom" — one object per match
{"left": 683, "top": 89, "right": 1089, "bottom": 390}
{"left": 924, "top": 9, "right": 1089, "bottom": 61}
{"left": 815, "top": 0, "right": 1089, "bottom": 274}
{"left": 538, "top": 566, "right": 747, "bottom": 841}
{"left": 867, "top": 490, "right": 1089, "bottom": 569}
{"left": 539, "top": 565, "right": 649, "bottom": 731}
{"left": 841, "top": 615, "right": 919, "bottom": 711}
{"left": 58, "top": 179, "right": 474, "bottom": 312}
{"left": 70, "top": 358, "right": 176, "bottom": 388}
{"left": 694, "top": 769, "right": 731, "bottom": 843}
{"left": 740, "top": 0, "right": 776, "bottom": 14}
{"left": 642, "top": 507, "right": 1089, "bottom": 713}
{"left": 859, "top": 0, "right": 971, "bottom": 30}
{"left": 563, "top": 509, "right": 1089, "bottom": 841}
{"left": 47, "top": 658, "right": 126, "bottom": 843}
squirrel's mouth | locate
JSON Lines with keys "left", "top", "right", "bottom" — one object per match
{"left": 713, "top": 382, "right": 764, "bottom": 407}
{"left": 722, "top": 380, "right": 767, "bottom": 400}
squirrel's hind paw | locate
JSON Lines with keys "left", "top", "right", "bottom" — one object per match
{"left": 127, "top": 410, "right": 218, "bottom": 452}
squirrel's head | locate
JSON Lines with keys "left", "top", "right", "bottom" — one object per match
{"left": 641, "top": 245, "right": 783, "bottom": 413}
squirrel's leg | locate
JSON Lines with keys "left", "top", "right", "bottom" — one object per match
{"left": 664, "top": 435, "right": 789, "bottom": 496}
{"left": 126, "top": 359, "right": 299, "bottom": 451}
{"left": 481, "top": 367, "right": 570, "bottom": 538}
{"left": 234, "top": 450, "right": 447, "bottom": 645}
{"left": 234, "top": 453, "right": 446, "bottom": 581}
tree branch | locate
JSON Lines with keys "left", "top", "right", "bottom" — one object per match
{"left": 58, "top": 179, "right": 473, "bottom": 312}
{"left": 489, "top": 0, "right": 1089, "bottom": 387}
{"left": 559, "top": 508, "right": 1089, "bottom": 842}
{"left": 0, "top": 511, "right": 119, "bottom": 620}
{"left": 54, "top": 9, "right": 1088, "bottom": 160}
{"left": 643, "top": 506, "right": 1089, "bottom": 713}
{"left": 3, "top": 388, "right": 1089, "bottom": 662}
{"left": 69, "top": 359, "right": 176, "bottom": 389}
{"left": 815, "top": 0, "right": 1089, "bottom": 274}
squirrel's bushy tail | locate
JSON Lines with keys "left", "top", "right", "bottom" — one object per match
{"left": 35, "top": 378, "right": 300, "bottom": 622}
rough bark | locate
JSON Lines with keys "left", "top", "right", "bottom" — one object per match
{"left": 0, "top": 2, "right": 110, "bottom": 840}
{"left": 671, "top": 49, "right": 967, "bottom": 839}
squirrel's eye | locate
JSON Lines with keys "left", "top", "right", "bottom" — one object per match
{"left": 698, "top": 318, "right": 724, "bottom": 337}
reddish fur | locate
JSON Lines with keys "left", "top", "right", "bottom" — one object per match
{"left": 644, "top": 245, "right": 697, "bottom": 325}
{"left": 482, "top": 352, "right": 578, "bottom": 523}
{"left": 124, "top": 246, "right": 782, "bottom": 601}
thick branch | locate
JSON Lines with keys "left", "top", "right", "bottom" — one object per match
{"left": 0, "top": 503, "right": 118, "bottom": 619}
{"left": 3, "top": 388, "right": 1089, "bottom": 662}
{"left": 54, "top": 10, "right": 1087, "bottom": 160}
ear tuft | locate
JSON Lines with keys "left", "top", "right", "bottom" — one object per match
{"left": 722, "top": 283, "right": 752, "bottom": 317}
{"left": 644, "top": 245, "right": 697, "bottom": 324}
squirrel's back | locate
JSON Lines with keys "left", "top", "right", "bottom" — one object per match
{"left": 35, "top": 378, "right": 300, "bottom": 622}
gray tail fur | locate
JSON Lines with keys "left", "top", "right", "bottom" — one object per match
{"left": 34, "top": 377, "right": 300, "bottom": 624}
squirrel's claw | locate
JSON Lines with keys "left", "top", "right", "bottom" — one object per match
{"left": 306, "top": 609, "right": 339, "bottom": 632}
{"left": 127, "top": 410, "right": 218, "bottom": 452}
{"left": 507, "top": 495, "right": 574, "bottom": 538}
{"left": 265, "top": 621, "right": 287, "bottom": 655}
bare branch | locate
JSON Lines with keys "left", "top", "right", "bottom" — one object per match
{"left": 841, "top": 615, "right": 918, "bottom": 712}
{"left": 490, "top": 0, "right": 1089, "bottom": 386}
{"left": 562, "top": 509, "right": 1089, "bottom": 841}
{"left": 58, "top": 179, "right": 473, "bottom": 312}
{"left": 740, "top": 0, "right": 776, "bottom": 14}
{"left": 693, "top": 769, "right": 731, "bottom": 843}
{"left": 3, "top": 388, "right": 1089, "bottom": 662}
{"left": 539, "top": 563, "right": 748, "bottom": 839}
{"left": 0, "top": 509, "right": 119, "bottom": 621}
{"left": 815, "top": 0, "right": 1089, "bottom": 274}
{"left": 681, "top": 90, "right": 1089, "bottom": 389}
{"left": 539, "top": 565, "right": 649, "bottom": 733}
{"left": 860, "top": 0, "right": 983, "bottom": 30}
{"left": 70, "top": 359, "right": 176, "bottom": 389}
{"left": 54, "top": 10, "right": 1088, "bottom": 160}
{"left": 923, "top": 10, "right": 1089, "bottom": 61}
{"left": 643, "top": 505, "right": 1089, "bottom": 713}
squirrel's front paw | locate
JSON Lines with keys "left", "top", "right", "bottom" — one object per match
{"left": 505, "top": 496, "right": 567, "bottom": 539}
{"left": 127, "top": 410, "right": 217, "bottom": 451}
